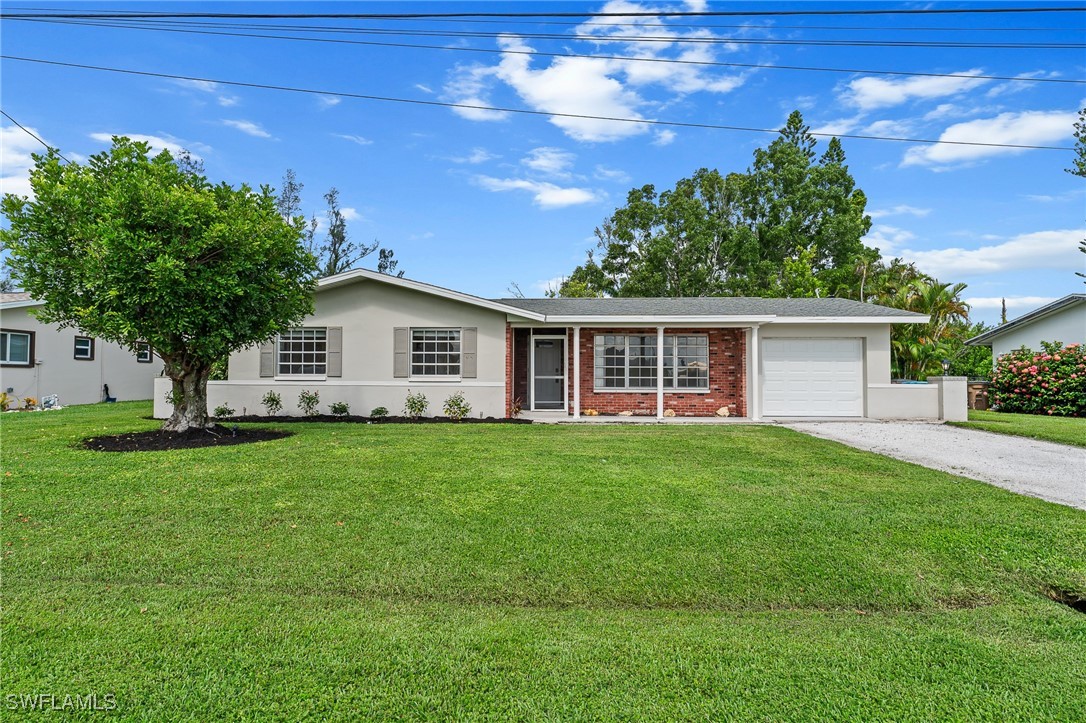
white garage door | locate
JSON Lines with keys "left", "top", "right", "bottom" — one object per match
{"left": 761, "top": 338, "right": 864, "bottom": 417}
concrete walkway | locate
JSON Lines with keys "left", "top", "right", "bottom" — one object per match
{"left": 786, "top": 421, "right": 1086, "bottom": 510}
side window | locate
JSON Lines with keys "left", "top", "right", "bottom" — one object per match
{"left": 74, "top": 336, "right": 95, "bottom": 361}
{"left": 135, "top": 342, "right": 153, "bottom": 363}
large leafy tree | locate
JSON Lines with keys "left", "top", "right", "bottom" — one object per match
{"left": 1, "top": 138, "right": 317, "bottom": 431}
{"left": 1067, "top": 107, "right": 1085, "bottom": 284}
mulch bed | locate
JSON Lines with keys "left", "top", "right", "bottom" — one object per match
{"left": 83, "top": 425, "right": 294, "bottom": 452}
{"left": 220, "top": 414, "right": 533, "bottom": 424}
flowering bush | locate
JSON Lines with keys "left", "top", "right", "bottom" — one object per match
{"left": 989, "top": 341, "right": 1086, "bottom": 417}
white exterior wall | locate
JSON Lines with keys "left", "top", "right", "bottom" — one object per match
{"left": 154, "top": 280, "right": 509, "bottom": 419}
{"left": 1, "top": 305, "right": 162, "bottom": 406}
{"left": 990, "top": 304, "right": 1086, "bottom": 361}
{"left": 866, "top": 384, "right": 939, "bottom": 419}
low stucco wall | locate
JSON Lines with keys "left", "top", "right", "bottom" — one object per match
{"left": 154, "top": 378, "right": 506, "bottom": 419}
{"left": 867, "top": 384, "right": 939, "bottom": 420}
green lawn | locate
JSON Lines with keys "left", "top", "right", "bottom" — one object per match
{"left": 2, "top": 402, "right": 1085, "bottom": 720}
{"left": 950, "top": 409, "right": 1086, "bottom": 448}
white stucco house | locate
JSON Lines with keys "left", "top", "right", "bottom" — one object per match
{"left": 966, "top": 294, "right": 1086, "bottom": 363}
{"left": 0, "top": 293, "right": 163, "bottom": 406}
{"left": 151, "top": 269, "right": 967, "bottom": 421}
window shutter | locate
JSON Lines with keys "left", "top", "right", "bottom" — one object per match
{"left": 393, "top": 327, "right": 409, "bottom": 378}
{"left": 326, "top": 327, "right": 343, "bottom": 377}
{"left": 461, "top": 327, "right": 477, "bottom": 378}
{"left": 259, "top": 340, "right": 276, "bottom": 378}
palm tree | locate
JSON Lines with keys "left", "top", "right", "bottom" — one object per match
{"left": 885, "top": 279, "right": 970, "bottom": 379}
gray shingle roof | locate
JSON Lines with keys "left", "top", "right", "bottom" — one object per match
{"left": 0, "top": 292, "right": 34, "bottom": 304}
{"left": 493, "top": 296, "right": 926, "bottom": 319}
{"left": 966, "top": 293, "right": 1086, "bottom": 346}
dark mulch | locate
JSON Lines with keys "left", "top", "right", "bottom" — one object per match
{"left": 220, "top": 414, "right": 533, "bottom": 424}
{"left": 83, "top": 425, "right": 294, "bottom": 452}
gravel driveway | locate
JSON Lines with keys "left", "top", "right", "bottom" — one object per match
{"left": 785, "top": 421, "right": 1086, "bottom": 510}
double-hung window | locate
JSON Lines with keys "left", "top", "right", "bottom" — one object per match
{"left": 594, "top": 334, "right": 709, "bottom": 390}
{"left": 411, "top": 328, "right": 461, "bottom": 377}
{"left": 0, "top": 330, "right": 33, "bottom": 366}
{"left": 277, "top": 328, "right": 327, "bottom": 375}
{"left": 135, "top": 342, "right": 153, "bottom": 364}
{"left": 74, "top": 336, "right": 95, "bottom": 361}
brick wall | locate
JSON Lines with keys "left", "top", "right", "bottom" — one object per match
{"left": 512, "top": 328, "right": 529, "bottom": 412}
{"left": 568, "top": 328, "right": 746, "bottom": 417}
{"left": 504, "top": 323, "right": 512, "bottom": 417}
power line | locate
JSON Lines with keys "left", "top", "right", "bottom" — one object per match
{"left": 23, "top": 17, "right": 1083, "bottom": 86}
{"left": 0, "top": 107, "right": 70, "bottom": 163}
{"left": 1, "top": 54, "right": 1074, "bottom": 152}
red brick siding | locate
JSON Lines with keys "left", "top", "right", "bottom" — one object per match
{"left": 568, "top": 328, "right": 746, "bottom": 417}
{"left": 504, "top": 323, "right": 513, "bottom": 418}
{"left": 512, "top": 328, "right": 529, "bottom": 410}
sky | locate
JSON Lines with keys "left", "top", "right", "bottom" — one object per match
{"left": 1, "top": 1, "right": 1084, "bottom": 325}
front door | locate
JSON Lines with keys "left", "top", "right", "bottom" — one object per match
{"left": 532, "top": 337, "right": 565, "bottom": 411}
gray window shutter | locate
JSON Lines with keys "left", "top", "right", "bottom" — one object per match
{"left": 393, "top": 327, "right": 409, "bottom": 378}
{"left": 326, "top": 327, "right": 342, "bottom": 377}
{"left": 461, "top": 327, "right": 477, "bottom": 378}
{"left": 259, "top": 340, "right": 276, "bottom": 377}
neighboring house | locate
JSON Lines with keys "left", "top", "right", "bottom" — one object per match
{"left": 0, "top": 293, "right": 163, "bottom": 406}
{"left": 966, "top": 294, "right": 1086, "bottom": 364}
{"left": 153, "top": 269, "right": 964, "bottom": 421}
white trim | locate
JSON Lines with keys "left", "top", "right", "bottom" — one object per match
{"left": 592, "top": 332, "right": 710, "bottom": 394}
{"left": 529, "top": 332, "right": 567, "bottom": 412}
{"left": 656, "top": 326, "right": 664, "bottom": 419}
{"left": 0, "top": 300, "right": 44, "bottom": 310}
{"left": 750, "top": 325, "right": 761, "bottom": 421}
{"left": 573, "top": 326, "right": 581, "bottom": 419}
{"left": 275, "top": 375, "right": 328, "bottom": 382}
{"left": 208, "top": 379, "right": 504, "bottom": 387}
{"left": 514, "top": 315, "right": 924, "bottom": 325}
{"left": 316, "top": 268, "right": 547, "bottom": 320}
{"left": 763, "top": 316, "right": 928, "bottom": 325}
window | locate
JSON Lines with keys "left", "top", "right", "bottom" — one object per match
{"left": 411, "top": 328, "right": 461, "bottom": 377}
{"left": 74, "top": 336, "right": 95, "bottom": 361}
{"left": 593, "top": 334, "right": 709, "bottom": 390}
{"left": 0, "top": 330, "right": 33, "bottom": 366}
{"left": 135, "top": 342, "right": 153, "bottom": 364}
{"left": 277, "top": 328, "right": 326, "bottom": 375}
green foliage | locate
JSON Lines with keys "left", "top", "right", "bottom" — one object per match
{"left": 213, "top": 403, "right": 236, "bottom": 418}
{"left": 878, "top": 276, "right": 971, "bottom": 380}
{"left": 0, "top": 138, "right": 317, "bottom": 430}
{"left": 261, "top": 390, "right": 283, "bottom": 416}
{"left": 951, "top": 410, "right": 1086, "bottom": 448}
{"left": 989, "top": 342, "right": 1086, "bottom": 417}
{"left": 403, "top": 390, "right": 428, "bottom": 419}
{"left": 508, "top": 396, "right": 524, "bottom": 419}
{"left": 297, "top": 389, "right": 320, "bottom": 416}
{"left": 369, "top": 406, "right": 389, "bottom": 419}
{"left": 442, "top": 391, "right": 472, "bottom": 421}
{"left": 329, "top": 401, "right": 350, "bottom": 417}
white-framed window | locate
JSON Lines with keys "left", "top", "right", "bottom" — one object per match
{"left": 594, "top": 334, "right": 709, "bottom": 390}
{"left": 74, "top": 336, "right": 95, "bottom": 361}
{"left": 411, "top": 328, "right": 461, "bottom": 377}
{"left": 277, "top": 328, "right": 327, "bottom": 375}
{"left": 135, "top": 342, "right": 153, "bottom": 364}
{"left": 0, "top": 330, "right": 33, "bottom": 366}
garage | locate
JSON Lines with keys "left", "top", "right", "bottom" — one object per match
{"left": 761, "top": 338, "right": 864, "bottom": 417}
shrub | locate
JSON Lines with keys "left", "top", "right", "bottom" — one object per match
{"left": 0, "top": 392, "right": 11, "bottom": 411}
{"left": 508, "top": 396, "right": 523, "bottom": 419}
{"left": 369, "top": 406, "right": 389, "bottom": 419}
{"left": 330, "top": 401, "right": 350, "bottom": 416}
{"left": 261, "top": 390, "right": 283, "bottom": 416}
{"left": 989, "top": 341, "right": 1086, "bottom": 417}
{"left": 297, "top": 389, "right": 320, "bottom": 417}
{"left": 21, "top": 396, "right": 37, "bottom": 411}
{"left": 213, "top": 403, "right": 235, "bottom": 418}
{"left": 443, "top": 390, "right": 471, "bottom": 421}
{"left": 403, "top": 390, "right": 428, "bottom": 419}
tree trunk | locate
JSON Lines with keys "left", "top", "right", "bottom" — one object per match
{"left": 162, "top": 362, "right": 213, "bottom": 432}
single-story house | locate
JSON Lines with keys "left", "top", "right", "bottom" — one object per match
{"left": 153, "top": 269, "right": 967, "bottom": 421}
{"left": 0, "top": 293, "right": 163, "bottom": 407}
{"left": 966, "top": 293, "right": 1086, "bottom": 363}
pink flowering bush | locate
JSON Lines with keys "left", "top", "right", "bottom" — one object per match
{"left": 990, "top": 341, "right": 1086, "bottom": 417}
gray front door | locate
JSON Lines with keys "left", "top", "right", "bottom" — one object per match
{"left": 532, "top": 338, "right": 565, "bottom": 410}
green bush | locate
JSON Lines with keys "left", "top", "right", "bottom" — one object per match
{"left": 442, "top": 391, "right": 471, "bottom": 421}
{"left": 297, "top": 389, "right": 320, "bottom": 417}
{"left": 330, "top": 401, "right": 350, "bottom": 416}
{"left": 369, "top": 406, "right": 389, "bottom": 419}
{"left": 213, "top": 403, "right": 235, "bottom": 418}
{"left": 261, "top": 390, "right": 283, "bottom": 416}
{"left": 990, "top": 341, "right": 1086, "bottom": 417}
{"left": 403, "top": 390, "right": 428, "bottom": 420}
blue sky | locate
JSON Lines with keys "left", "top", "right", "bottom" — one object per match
{"left": 2, "top": 1, "right": 1083, "bottom": 325}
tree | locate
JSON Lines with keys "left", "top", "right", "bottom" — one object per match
{"left": 0, "top": 138, "right": 317, "bottom": 431}
{"left": 1066, "top": 107, "right": 1086, "bottom": 284}
{"left": 882, "top": 278, "right": 971, "bottom": 379}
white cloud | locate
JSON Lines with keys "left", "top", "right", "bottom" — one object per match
{"left": 533, "top": 275, "right": 568, "bottom": 295}
{"left": 652, "top": 129, "right": 677, "bottom": 146}
{"left": 172, "top": 79, "right": 239, "bottom": 108}
{"left": 341, "top": 207, "right": 362, "bottom": 221}
{"left": 902, "top": 228, "right": 1085, "bottom": 277}
{"left": 0, "top": 124, "right": 50, "bottom": 197}
{"left": 522, "top": 147, "right": 575, "bottom": 176}
{"left": 443, "top": 63, "right": 509, "bottom": 122}
{"left": 863, "top": 224, "right": 916, "bottom": 256}
{"left": 811, "top": 117, "right": 861, "bottom": 136}
{"left": 409, "top": 231, "right": 435, "bottom": 241}
{"left": 594, "top": 165, "right": 631, "bottom": 183}
{"left": 473, "top": 175, "right": 598, "bottom": 209}
{"left": 318, "top": 95, "right": 342, "bottom": 109}
{"left": 902, "top": 109, "right": 1077, "bottom": 169}
{"left": 414, "top": 83, "right": 434, "bottom": 94}
{"left": 334, "top": 134, "right": 373, "bottom": 146}
{"left": 1024, "top": 188, "right": 1085, "bottom": 203}
{"left": 964, "top": 296, "right": 1058, "bottom": 310}
{"left": 862, "top": 118, "right": 915, "bottom": 137}
{"left": 986, "top": 70, "right": 1061, "bottom": 98}
{"left": 217, "top": 95, "right": 240, "bottom": 107}
{"left": 88, "top": 132, "right": 202, "bottom": 157}
{"left": 869, "top": 205, "right": 931, "bottom": 219}
{"left": 222, "top": 119, "right": 272, "bottom": 138}
{"left": 450, "top": 147, "right": 496, "bottom": 164}
{"left": 843, "top": 70, "right": 990, "bottom": 110}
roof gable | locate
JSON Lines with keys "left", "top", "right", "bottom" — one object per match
{"left": 966, "top": 294, "right": 1086, "bottom": 346}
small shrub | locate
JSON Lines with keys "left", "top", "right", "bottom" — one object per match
{"left": 443, "top": 390, "right": 471, "bottom": 421}
{"left": 989, "top": 341, "right": 1086, "bottom": 417}
{"left": 369, "top": 406, "right": 389, "bottom": 419}
{"left": 330, "top": 401, "right": 350, "bottom": 416}
{"left": 261, "top": 390, "right": 283, "bottom": 416}
{"left": 403, "top": 390, "right": 428, "bottom": 419}
{"left": 297, "top": 389, "right": 320, "bottom": 417}
{"left": 213, "top": 403, "right": 235, "bottom": 418}
{"left": 21, "top": 396, "right": 37, "bottom": 411}
{"left": 508, "top": 396, "right": 523, "bottom": 419}
{"left": 0, "top": 392, "right": 11, "bottom": 411}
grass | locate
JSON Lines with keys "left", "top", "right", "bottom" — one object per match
{"left": 950, "top": 409, "right": 1086, "bottom": 448}
{"left": 2, "top": 402, "right": 1085, "bottom": 720}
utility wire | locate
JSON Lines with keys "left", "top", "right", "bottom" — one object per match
{"left": 0, "top": 107, "right": 70, "bottom": 162}
{"left": 24, "top": 17, "right": 1083, "bottom": 86}
{"left": 1, "top": 55, "right": 1074, "bottom": 152}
